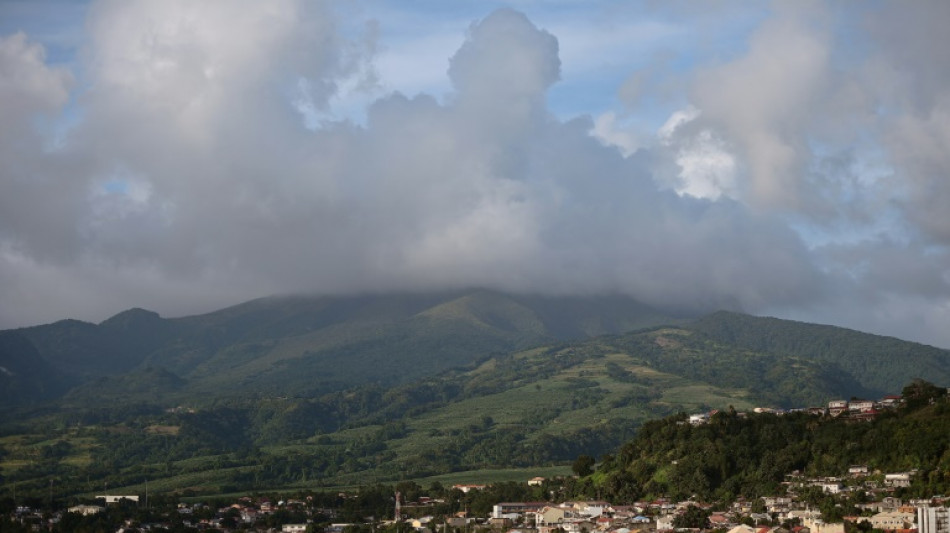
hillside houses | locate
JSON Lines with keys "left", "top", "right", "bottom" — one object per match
{"left": 686, "top": 394, "right": 904, "bottom": 427}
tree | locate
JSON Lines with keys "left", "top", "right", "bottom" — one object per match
{"left": 572, "top": 455, "right": 595, "bottom": 477}
{"left": 673, "top": 505, "right": 710, "bottom": 529}
{"left": 902, "top": 379, "right": 945, "bottom": 410}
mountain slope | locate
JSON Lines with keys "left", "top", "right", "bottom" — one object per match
{"left": 0, "top": 315, "right": 945, "bottom": 499}
{"left": 5, "top": 294, "right": 950, "bottom": 411}
{"left": 687, "top": 311, "right": 950, "bottom": 395}
{"left": 0, "top": 331, "right": 75, "bottom": 406}
{"left": 3, "top": 290, "right": 681, "bottom": 406}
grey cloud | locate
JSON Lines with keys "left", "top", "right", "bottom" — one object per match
{"left": 1, "top": 3, "right": 948, "bottom": 349}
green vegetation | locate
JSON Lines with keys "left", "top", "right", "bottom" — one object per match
{"left": 1, "top": 290, "right": 949, "bottom": 503}
{"left": 689, "top": 311, "right": 950, "bottom": 394}
{"left": 585, "top": 383, "right": 950, "bottom": 503}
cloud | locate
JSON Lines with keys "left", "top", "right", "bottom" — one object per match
{"left": 0, "top": 2, "right": 949, "bottom": 350}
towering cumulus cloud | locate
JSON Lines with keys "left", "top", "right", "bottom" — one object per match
{"left": 1, "top": 2, "right": 949, "bottom": 348}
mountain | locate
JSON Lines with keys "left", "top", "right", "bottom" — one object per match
{"left": 687, "top": 311, "right": 950, "bottom": 395}
{"left": 0, "top": 331, "right": 76, "bottom": 406}
{"left": 4, "top": 293, "right": 950, "bottom": 409}
{"left": 5, "top": 290, "right": 684, "bottom": 406}
{"left": 1, "top": 293, "right": 949, "bottom": 499}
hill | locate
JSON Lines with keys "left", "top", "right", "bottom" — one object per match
{"left": 0, "top": 331, "right": 76, "bottom": 406}
{"left": 688, "top": 311, "right": 950, "bottom": 394}
{"left": 1, "top": 292, "right": 950, "bottom": 500}
{"left": 2, "top": 320, "right": 945, "bottom": 500}
{"left": 10, "top": 290, "right": 683, "bottom": 406}
{"left": 590, "top": 382, "right": 950, "bottom": 503}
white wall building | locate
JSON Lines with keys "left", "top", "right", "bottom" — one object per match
{"left": 919, "top": 507, "right": 950, "bottom": 533}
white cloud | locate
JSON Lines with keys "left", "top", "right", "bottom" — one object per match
{"left": 1, "top": 2, "right": 950, "bottom": 350}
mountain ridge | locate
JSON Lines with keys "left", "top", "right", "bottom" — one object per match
{"left": 3, "top": 290, "right": 949, "bottom": 410}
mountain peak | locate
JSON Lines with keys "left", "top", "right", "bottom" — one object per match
{"left": 99, "top": 307, "right": 162, "bottom": 328}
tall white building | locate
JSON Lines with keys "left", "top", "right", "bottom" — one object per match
{"left": 918, "top": 506, "right": 950, "bottom": 533}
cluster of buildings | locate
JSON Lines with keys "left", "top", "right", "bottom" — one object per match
{"left": 9, "top": 495, "right": 316, "bottom": 532}
{"left": 687, "top": 395, "right": 905, "bottom": 426}
{"left": 477, "top": 494, "right": 950, "bottom": 533}
{"left": 8, "top": 478, "right": 950, "bottom": 533}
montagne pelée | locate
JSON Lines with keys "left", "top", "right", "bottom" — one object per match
{"left": 1, "top": 289, "right": 949, "bottom": 499}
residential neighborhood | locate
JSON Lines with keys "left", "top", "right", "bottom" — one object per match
{"left": 8, "top": 472, "right": 950, "bottom": 533}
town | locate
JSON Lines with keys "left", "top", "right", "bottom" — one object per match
{"left": 4, "top": 395, "right": 949, "bottom": 533}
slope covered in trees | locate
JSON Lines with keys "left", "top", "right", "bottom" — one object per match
{"left": 591, "top": 382, "right": 950, "bottom": 503}
{"left": 688, "top": 311, "right": 950, "bottom": 394}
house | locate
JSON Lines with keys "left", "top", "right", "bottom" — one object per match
{"left": 535, "top": 506, "right": 574, "bottom": 526}
{"left": 572, "top": 501, "right": 610, "bottom": 517}
{"left": 849, "top": 400, "right": 875, "bottom": 412}
{"left": 803, "top": 519, "right": 845, "bottom": 533}
{"left": 880, "top": 396, "right": 903, "bottom": 408}
{"left": 240, "top": 508, "right": 258, "bottom": 523}
{"left": 411, "top": 517, "right": 434, "bottom": 529}
{"left": 867, "top": 511, "right": 915, "bottom": 531}
{"left": 528, "top": 477, "right": 546, "bottom": 486}
{"left": 97, "top": 495, "right": 140, "bottom": 504}
{"left": 813, "top": 481, "right": 843, "bottom": 494}
{"left": 67, "top": 505, "right": 105, "bottom": 516}
{"left": 488, "top": 517, "right": 512, "bottom": 529}
{"left": 453, "top": 484, "right": 486, "bottom": 493}
{"left": 727, "top": 525, "right": 757, "bottom": 533}
{"left": 885, "top": 473, "right": 913, "bottom": 488}
{"left": 709, "top": 512, "right": 732, "bottom": 527}
{"left": 560, "top": 520, "right": 597, "bottom": 533}
{"left": 849, "top": 409, "right": 879, "bottom": 422}
{"left": 689, "top": 413, "right": 710, "bottom": 425}
{"left": 848, "top": 465, "right": 869, "bottom": 476}
{"left": 282, "top": 525, "right": 308, "bottom": 533}
{"left": 493, "top": 502, "right": 547, "bottom": 519}
{"left": 445, "top": 517, "right": 472, "bottom": 528}
{"left": 828, "top": 400, "right": 848, "bottom": 417}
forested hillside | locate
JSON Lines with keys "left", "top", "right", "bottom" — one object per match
{"left": 2, "top": 292, "right": 950, "bottom": 502}
{"left": 590, "top": 380, "right": 950, "bottom": 503}
{"left": 688, "top": 311, "right": 950, "bottom": 394}
{"left": 4, "top": 290, "right": 680, "bottom": 408}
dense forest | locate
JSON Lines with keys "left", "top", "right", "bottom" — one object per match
{"left": 583, "top": 379, "right": 950, "bottom": 503}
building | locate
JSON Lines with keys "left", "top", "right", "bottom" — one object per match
{"left": 868, "top": 511, "right": 915, "bottom": 531}
{"left": 97, "top": 495, "right": 140, "bottom": 504}
{"left": 919, "top": 507, "right": 950, "bottom": 533}
{"left": 68, "top": 504, "right": 105, "bottom": 516}
{"left": 492, "top": 502, "right": 547, "bottom": 519}
{"left": 848, "top": 465, "right": 869, "bottom": 476}
{"left": 885, "top": 473, "right": 912, "bottom": 488}
{"left": 689, "top": 413, "right": 710, "bottom": 425}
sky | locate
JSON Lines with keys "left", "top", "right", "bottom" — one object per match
{"left": 1, "top": 0, "right": 949, "bottom": 348}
